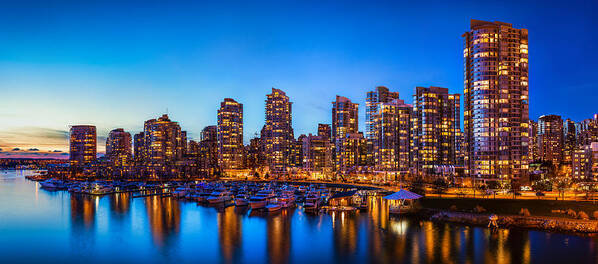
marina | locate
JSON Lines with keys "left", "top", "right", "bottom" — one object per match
{"left": 2, "top": 170, "right": 598, "bottom": 263}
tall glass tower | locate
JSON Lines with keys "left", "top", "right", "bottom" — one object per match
{"left": 463, "top": 19, "right": 529, "bottom": 181}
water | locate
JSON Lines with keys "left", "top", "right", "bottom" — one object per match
{"left": 1, "top": 170, "right": 597, "bottom": 264}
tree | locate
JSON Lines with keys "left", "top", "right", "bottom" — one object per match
{"left": 432, "top": 178, "right": 448, "bottom": 197}
{"left": 554, "top": 178, "right": 572, "bottom": 200}
{"left": 487, "top": 181, "right": 502, "bottom": 199}
{"left": 409, "top": 177, "right": 426, "bottom": 196}
{"left": 476, "top": 183, "right": 488, "bottom": 198}
{"left": 510, "top": 180, "right": 521, "bottom": 199}
{"left": 532, "top": 180, "right": 550, "bottom": 192}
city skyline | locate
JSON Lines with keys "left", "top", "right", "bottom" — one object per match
{"left": 2, "top": 1, "right": 597, "bottom": 159}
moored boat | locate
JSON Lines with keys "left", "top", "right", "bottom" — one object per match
{"left": 39, "top": 179, "right": 65, "bottom": 190}
{"left": 265, "top": 201, "right": 282, "bottom": 212}
{"left": 250, "top": 189, "right": 276, "bottom": 209}
{"left": 196, "top": 191, "right": 213, "bottom": 203}
{"left": 207, "top": 191, "right": 232, "bottom": 204}
{"left": 234, "top": 193, "right": 250, "bottom": 206}
{"left": 304, "top": 191, "right": 321, "bottom": 211}
{"left": 279, "top": 191, "right": 296, "bottom": 208}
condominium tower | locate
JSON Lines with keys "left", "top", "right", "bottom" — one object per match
{"left": 332, "top": 95, "right": 359, "bottom": 171}
{"left": 261, "top": 88, "right": 294, "bottom": 174}
{"left": 331, "top": 96, "right": 359, "bottom": 142}
{"left": 365, "top": 86, "right": 399, "bottom": 143}
{"left": 412, "top": 86, "right": 461, "bottom": 176}
{"left": 463, "top": 19, "right": 529, "bottom": 181}
{"left": 133, "top": 132, "right": 145, "bottom": 164}
{"left": 374, "top": 98, "right": 412, "bottom": 174}
{"left": 217, "top": 98, "right": 244, "bottom": 169}
{"left": 538, "top": 114, "right": 564, "bottom": 167}
{"left": 143, "top": 114, "right": 185, "bottom": 165}
{"left": 69, "top": 125, "right": 97, "bottom": 166}
{"left": 106, "top": 128, "right": 132, "bottom": 166}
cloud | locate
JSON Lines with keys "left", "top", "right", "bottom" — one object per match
{"left": 0, "top": 127, "right": 69, "bottom": 148}
{"left": 0, "top": 150, "right": 68, "bottom": 159}
{"left": 28, "top": 148, "right": 40, "bottom": 151}
{"left": 53, "top": 150, "right": 63, "bottom": 152}
{"left": 12, "top": 148, "right": 21, "bottom": 151}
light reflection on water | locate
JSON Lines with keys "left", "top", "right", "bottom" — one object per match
{"left": 0, "top": 170, "right": 597, "bottom": 264}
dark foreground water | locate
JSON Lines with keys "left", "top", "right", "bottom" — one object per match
{"left": 1, "top": 170, "right": 597, "bottom": 264}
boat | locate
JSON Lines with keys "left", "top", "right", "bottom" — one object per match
{"left": 234, "top": 193, "right": 250, "bottom": 206}
{"left": 304, "top": 191, "right": 321, "bottom": 211}
{"left": 265, "top": 201, "right": 282, "bottom": 212}
{"left": 39, "top": 179, "right": 65, "bottom": 190}
{"left": 89, "top": 183, "right": 113, "bottom": 195}
{"left": 207, "top": 191, "right": 232, "bottom": 204}
{"left": 249, "top": 189, "right": 276, "bottom": 210}
{"left": 173, "top": 187, "right": 189, "bottom": 198}
{"left": 196, "top": 191, "right": 213, "bottom": 203}
{"left": 279, "top": 190, "right": 296, "bottom": 208}
{"left": 186, "top": 191, "right": 201, "bottom": 201}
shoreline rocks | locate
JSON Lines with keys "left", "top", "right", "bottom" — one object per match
{"left": 428, "top": 210, "right": 598, "bottom": 234}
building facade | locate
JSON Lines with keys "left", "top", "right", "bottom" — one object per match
{"left": 528, "top": 120, "right": 539, "bottom": 162}
{"left": 332, "top": 96, "right": 359, "bottom": 172}
{"left": 143, "top": 114, "right": 185, "bottom": 166}
{"left": 106, "top": 128, "right": 132, "bottom": 166}
{"left": 134, "top": 132, "right": 146, "bottom": 165}
{"left": 572, "top": 142, "right": 598, "bottom": 182}
{"left": 69, "top": 125, "right": 97, "bottom": 166}
{"left": 199, "top": 126, "right": 218, "bottom": 175}
{"left": 336, "top": 132, "right": 368, "bottom": 174}
{"left": 373, "top": 98, "right": 412, "bottom": 174}
{"left": 538, "top": 115, "right": 564, "bottom": 168}
{"left": 578, "top": 117, "right": 598, "bottom": 146}
{"left": 217, "top": 98, "right": 244, "bottom": 170}
{"left": 412, "top": 86, "right": 461, "bottom": 177}
{"left": 261, "top": 88, "right": 294, "bottom": 174}
{"left": 302, "top": 133, "right": 333, "bottom": 176}
{"left": 365, "top": 86, "right": 399, "bottom": 143}
{"left": 332, "top": 96, "right": 359, "bottom": 143}
{"left": 463, "top": 19, "right": 529, "bottom": 181}
{"left": 318, "top": 124, "right": 331, "bottom": 141}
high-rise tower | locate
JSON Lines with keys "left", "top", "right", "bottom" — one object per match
{"left": 463, "top": 19, "right": 529, "bottom": 181}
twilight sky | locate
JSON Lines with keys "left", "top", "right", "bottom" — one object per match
{"left": 1, "top": 0, "right": 597, "bottom": 159}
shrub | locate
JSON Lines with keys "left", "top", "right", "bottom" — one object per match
{"left": 473, "top": 205, "right": 486, "bottom": 213}
{"left": 519, "top": 208, "right": 531, "bottom": 217}
{"left": 593, "top": 211, "right": 598, "bottom": 220}
{"left": 566, "top": 209, "right": 577, "bottom": 218}
{"left": 449, "top": 205, "right": 458, "bottom": 211}
{"left": 578, "top": 211, "right": 589, "bottom": 220}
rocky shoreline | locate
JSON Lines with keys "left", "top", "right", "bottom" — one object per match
{"left": 427, "top": 210, "right": 598, "bottom": 234}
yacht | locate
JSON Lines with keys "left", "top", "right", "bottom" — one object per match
{"left": 279, "top": 190, "right": 296, "bottom": 208}
{"left": 173, "top": 186, "right": 190, "bottom": 198}
{"left": 196, "top": 190, "right": 213, "bottom": 203}
{"left": 304, "top": 191, "right": 321, "bottom": 211}
{"left": 249, "top": 189, "right": 276, "bottom": 209}
{"left": 265, "top": 201, "right": 282, "bottom": 212}
{"left": 234, "top": 193, "right": 250, "bottom": 206}
{"left": 39, "top": 179, "right": 65, "bottom": 190}
{"left": 207, "top": 190, "right": 232, "bottom": 204}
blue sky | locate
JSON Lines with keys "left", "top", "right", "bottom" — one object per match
{"left": 0, "top": 0, "right": 597, "bottom": 157}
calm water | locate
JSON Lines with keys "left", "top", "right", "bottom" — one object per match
{"left": 1, "top": 170, "right": 597, "bottom": 264}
